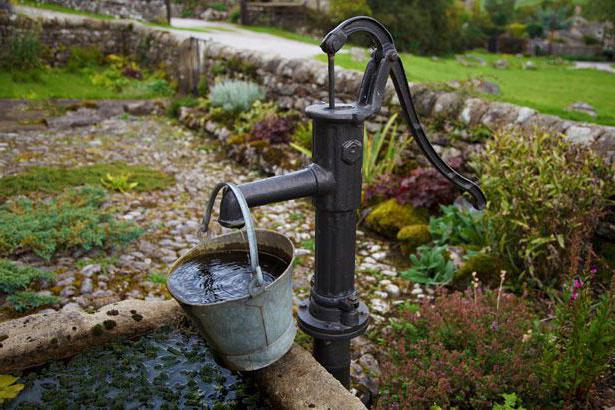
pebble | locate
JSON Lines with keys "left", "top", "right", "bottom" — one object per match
{"left": 370, "top": 298, "right": 390, "bottom": 314}
{"left": 372, "top": 252, "right": 387, "bottom": 261}
{"left": 80, "top": 278, "right": 93, "bottom": 294}
{"left": 81, "top": 264, "right": 102, "bottom": 277}
{"left": 60, "top": 286, "right": 77, "bottom": 297}
{"left": 384, "top": 283, "right": 401, "bottom": 298}
{"left": 381, "top": 269, "right": 397, "bottom": 277}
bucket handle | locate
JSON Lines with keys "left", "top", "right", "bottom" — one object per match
{"left": 202, "top": 182, "right": 265, "bottom": 297}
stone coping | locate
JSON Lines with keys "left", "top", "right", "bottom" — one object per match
{"left": 0, "top": 299, "right": 365, "bottom": 410}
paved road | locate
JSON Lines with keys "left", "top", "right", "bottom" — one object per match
{"left": 16, "top": 6, "right": 323, "bottom": 60}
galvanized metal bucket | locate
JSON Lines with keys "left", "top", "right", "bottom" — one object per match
{"left": 167, "top": 183, "right": 296, "bottom": 371}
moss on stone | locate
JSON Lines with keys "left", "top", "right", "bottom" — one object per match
{"left": 0, "top": 162, "right": 174, "bottom": 198}
{"left": 454, "top": 253, "right": 511, "bottom": 288}
{"left": 397, "top": 224, "right": 432, "bottom": 255}
{"left": 365, "top": 199, "right": 429, "bottom": 239}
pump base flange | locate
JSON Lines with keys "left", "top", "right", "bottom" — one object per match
{"left": 297, "top": 298, "right": 369, "bottom": 341}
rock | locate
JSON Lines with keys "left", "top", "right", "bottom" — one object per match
{"left": 200, "top": 8, "right": 228, "bottom": 21}
{"left": 473, "top": 80, "right": 500, "bottom": 95}
{"left": 397, "top": 224, "right": 431, "bottom": 255}
{"left": 365, "top": 199, "right": 429, "bottom": 239}
{"left": 493, "top": 59, "right": 509, "bottom": 69}
{"left": 384, "top": 283, "right": 400, "bottom": 298}
{"left": 565, "top": 125, "right": 602, "bottom": 145}
{"left": 81, "top": 264, "right": 102, "bottom": 277}
{"left": 522, "top": 61, "right": 537, "bottom": 70}
{"left": 370, "top": 298, "right": 389, "bottom": 314}
{"left": 358, "top": 353, "right": 380, "bottom": 377}
{"left": 381, "top": 269, "right": 397, "bottom": 278}
{"left": 60, "top": 286, "right": 76, "bottom": 297}
{"left": 349, "top": 47, "right": 366, "bottom": 62}
{"left": 466, "top": 54, "right": 486, "bottom": 66}
{"left": 80, "top": 278, "right": 93, "bottom": 294}
{"left": 374, "top": 290, "right": 388, "bottom": 299}
{"left": 568, "top": 101, "right": 597, "bottom": 117}
{"left": 124, "top": 100, "right": 162, "bottom": 116}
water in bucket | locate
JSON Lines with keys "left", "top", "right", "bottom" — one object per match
{"left": 168, "top": 250, "right": 286, "bottom": 304}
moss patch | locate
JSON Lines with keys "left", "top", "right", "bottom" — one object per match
{"left": 397, "top": 224, "right": 432, "bottom": 255}
{"left": 0, "top": 187, "right": 142, "bottom": 260}
{"left": 0, "top": 162, "right": 174, "bottom": 199}
{"left": 454, "top": 253, "right": 511, "bottom": 288}
{"left": 365, "top": 199, "right": 429, "bottom": 239}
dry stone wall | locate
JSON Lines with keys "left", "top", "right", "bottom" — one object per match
{"left": 28, "top": 0, "right": 168, "bottom": 22}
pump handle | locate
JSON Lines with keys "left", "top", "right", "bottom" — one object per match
{"left": 322, "top": 17, "right": 486, "bottom": 210}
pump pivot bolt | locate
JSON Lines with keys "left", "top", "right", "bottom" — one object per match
{"left": 341, "top": 140, "right": 362, "bottom": 164}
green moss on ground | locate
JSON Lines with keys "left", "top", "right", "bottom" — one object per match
{"left": 365, "top": 199, "right": 429, "bottom": 239}
{"left": 0, "top": 162, "right": 174, "bottom": 198}
{"left": 0, "top": 186, "right": 142, "bottom": 260}
{"left": 454, "top": 252, "right": 511, "bottom": 288}
{"left": 0, "top": 259, "right": 54, "bottom": 294}
{"left": 397, "top": 224, "right": 432, "bottom": 255}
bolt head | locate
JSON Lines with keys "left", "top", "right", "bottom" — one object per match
{"left": 341, "top": 140, "right": 362, "bottom": 165}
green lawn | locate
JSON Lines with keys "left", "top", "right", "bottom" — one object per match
{"left": 0, "top": 68, "right": 169, "bottom": 100}
{"left": 319, "top": 51, "right": 615, "bottom": 125}
{"left": 17, "top": 0, "right": 114, "bottom": 20}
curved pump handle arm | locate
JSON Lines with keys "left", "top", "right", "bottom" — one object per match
{"left": 322, "top": 17, "right": 487, "bottom": 210}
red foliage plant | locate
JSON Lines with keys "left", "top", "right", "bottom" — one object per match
{"left": 376, "top": 289, "right": 541, "bottom": 410}
{"left": 365, "top": 157, "right": 464, "bottom": 210}
{"left": 249, "top": 115, "right": 296, "bottom": 145}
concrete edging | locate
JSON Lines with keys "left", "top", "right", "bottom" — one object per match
{"left": 0, "top": 299, "right": 365, "bottom": 409}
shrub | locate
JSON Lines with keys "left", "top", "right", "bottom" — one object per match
{"left": 364, "top": 199, "right": 428, "bottom": 238}
{"left": 470, "top": 129, "right": 613, "bottom": 288}
{"left": 0, "top": 162, "right": 174, "bottom": 198}
{"left": 249, "top": 115, "right": 296, "bottom": 145}
{"left": 365, "top": 157, "right": 464, "bottom": 211}
{"left": 535, "top": 271, "right": 615, "bottom": 405}
{"left": 5, "top": 291, "right": 59, "bottom": 313}
{"left": 66, "top": 46, "right": 103, "bottom": 72}
{"left": 0, "top": 259, "right": 54, "bottom": 294}
{"left": 455, "top": 252, "right": 510, "bottom": 287}
{"left": 329, "top": 0, "right": 371, "bottom": 22}
{"left": 377, "top": 290, "right": 540, "bottom": 409}
{"left": 0, "top": 187, "right": 143, "bottom": 260}
{"left": 209, "top": 80, "right": 264, "bottom": 113}
{"left": 2, "top": 30, "right": 42, "bottom": 72}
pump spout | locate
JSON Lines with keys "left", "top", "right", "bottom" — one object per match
{"left": 216, "top": 165, "right": 334, "bottom": 228}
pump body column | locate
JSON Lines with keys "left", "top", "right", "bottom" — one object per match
{"left": 298, "top": 104, "right": 369, "bottom": 387}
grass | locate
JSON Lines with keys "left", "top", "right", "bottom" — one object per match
{"left": 17, "top": 0, "right": 114, "bottom": 20}
{"left": 238, "top": 25, "right": 321, "bottom": 46}
{"left": 319, "top": 50, "right": 615, "bottom": 125}
{"left": 0, "top": 67, "right": 172, "bottom": 100}
{"left": 0, "top": 162, "right": 174, "bottom": 198}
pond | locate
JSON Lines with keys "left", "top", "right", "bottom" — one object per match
{"left": 7, "top": 324, "right": 267, "bottom": 409}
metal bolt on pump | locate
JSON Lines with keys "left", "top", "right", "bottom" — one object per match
{"left": 216, "top": 16, "right": 487, "bottom": 388}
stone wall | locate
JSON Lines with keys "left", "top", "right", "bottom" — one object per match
{"left": 2, "top": 11, "right": 614, "bottom": 165}
{"left": 29, "top": 0, "right": 168, "bottom": 22}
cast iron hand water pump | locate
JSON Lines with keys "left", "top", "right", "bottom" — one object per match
{"left": 216, "top": 17, "right": 486, "bottom": 387}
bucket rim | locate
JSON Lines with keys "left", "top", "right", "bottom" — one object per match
{"left": 166, "top": 229, "right": 295, "bottom": 308}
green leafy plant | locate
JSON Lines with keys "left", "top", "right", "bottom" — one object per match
{"left": 66, "top": 46, "right": 103, "bottom": 72}
{"left": 5, "top": 291, "right": 59, "bottom": 313}
{"left": 429, "top": 205, "right": 488, "bottom": 247}
{"left": 493, "top": 393, "right": 526, "bottom": 410}
{"left": 100, "top": 173, "right": 139, "bottom": 193}
{"left": 0, "top": 259, "right": 54, "bottom": 294}
{"left": 0, "top": 187, "right": 142, "bottom": 260}
{"left": 535, "top": 272, "right": 615, "bottom": 404}
{"left": 0, "top": 375, "right": 25, "bottom": 404}
{"left": 470, "top": 129, "right": 613, "bottom": 288}
{"left": 363, "top": 114, "right": 410, "bottom": 184}
{"left": 289, "top": 121, "right": 313, "bottom": 157}
{"left": 401, "top": 245, "right": 454, "bottom": 285}
{"left": 209, "top": 80, "right": 264, "bottom": 113}
{"left": 167, "top": 96, "right": 199, "bottom": 118}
